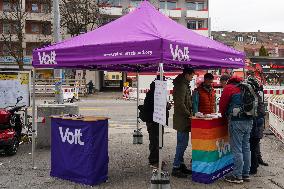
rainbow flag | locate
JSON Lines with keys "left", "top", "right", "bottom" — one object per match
{"left": 191, "top": 118, "right": 233, "bottom": 184}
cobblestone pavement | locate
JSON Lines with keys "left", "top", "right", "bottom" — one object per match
{"left": 0, "top": 94, "right": 284, "bottom": 189}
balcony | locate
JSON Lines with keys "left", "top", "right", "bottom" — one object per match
{"left": 193, "top": 29, "right": 209, "bottom": 37}
{"left": 26, "top": 12, "right": 52, "bottom": 21}
{"left": 25, "top": 34, "right": 52, "bottom": 43}
{"left": 99, "top": 7, "right": 123, "bottom": 16}
{"left": 0, "top": 34, "right": 18, "bottom": 41}
{"left": 159, "top": 9, "right": 182, "bottom": 18}
{"left": 186, "top": 10, "right": 208, "bottom": 19}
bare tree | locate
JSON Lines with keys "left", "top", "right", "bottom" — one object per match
{"left": 0, "top": 0, "right": 27, "bottom": 70}
{"left": 60, "top": 0, "right": 108, "bottom": 37}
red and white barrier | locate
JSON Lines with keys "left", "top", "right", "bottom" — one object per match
{"left": 123, "top": 86, "right": 130, "bottom": 99}
{"left": 263, "top": 87, "right": 284, "bottom": 102}
{"left": 268, "top": 96, "right": 284, "bottom": 143}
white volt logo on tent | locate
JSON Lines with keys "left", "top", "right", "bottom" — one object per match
{"left": 170, "top": 44, "right": 190, "bottom": 62}
{"left": 38, "top": 51, "right": 57, "bottom": 65}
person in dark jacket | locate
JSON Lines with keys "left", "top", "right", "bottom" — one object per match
{"left": 246, "top": 77, "right": 268, "bottom": 174}
{"left": 247, "top": 73, "right": 269, "bottom": 167}
{"left": 143, "top": 76, "right": 170, "bottom": 168}
{"left": 172, "top": 68, "right": 195, "bottom": 178}
{"left": 219, "top": 76, "right": 253, "bottom": 184}
{"left": 193, "top": 73, "right": 216, "bottom": 115}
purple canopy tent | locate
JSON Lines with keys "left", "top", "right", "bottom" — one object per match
{"left": 32, "top": 1, "right": 244, "bottom": 71}
{"left": 31, "top": 1, "right": 245, "bottom": 183}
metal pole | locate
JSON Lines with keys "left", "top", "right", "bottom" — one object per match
{"left": 136, "top": 72, "right": 139, "bottom": 131}
{"left": 53, "top": 0, "right": 61, "bottom": 42}
{"left": 32, "top": 68, "right": 36, "bottom": 169}
{"left": 158, "top": 63, "right": 163, "bottom": 187}
{"left": 53, "top": 0, "right": 63, "bottom": 103}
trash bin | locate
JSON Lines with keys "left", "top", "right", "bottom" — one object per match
{"left": 36, "top": 104, "right": 79, "bottom": 148}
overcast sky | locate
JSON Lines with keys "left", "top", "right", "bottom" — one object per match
{"left": 209, "top": 0, "right": 284, "bottom": 32}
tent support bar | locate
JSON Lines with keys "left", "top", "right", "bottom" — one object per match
{"left": 158, "top": 63, "right": 163, "bottom": 181}
{"left": 32, "top": 68, "right": 36, "bottom": 169}
{"left": 136, "top": 72, "right": 139, "bottom": 131}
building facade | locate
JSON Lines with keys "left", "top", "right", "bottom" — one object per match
{"left": 1, "top": 0, "right": 209, "bottom": 90}
{"left": 0, "top": 0, "right": 52, "bottom": 70}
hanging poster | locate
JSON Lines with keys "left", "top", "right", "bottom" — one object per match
{"left": 153, "top": 80, "right": 167, "bottom": 125}
{"left": 0, "top": 72, "right": 30, "bottom": 108}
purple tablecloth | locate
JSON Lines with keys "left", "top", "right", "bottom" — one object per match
{"left": 50, "top": 118, "right": 108, "bottom": 186}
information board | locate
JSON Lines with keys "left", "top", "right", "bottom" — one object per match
{"left": 0, "top": 72, "right": 30, "bottom": 108}
{"left": 153, "top": 80, "right": 167, "bottom": 125}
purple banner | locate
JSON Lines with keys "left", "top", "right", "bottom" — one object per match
{"left": 50, "top": 118, "right": 108, "bottom": 186}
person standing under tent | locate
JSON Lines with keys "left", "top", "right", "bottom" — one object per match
{"left": 142, "top": 76, "right": 171, "bottom": 169}
{"left": 220, "top": 74, "right": 231, "bottom": 88}
{"left": 247, "top": 71, "right": 269, "bottom": 167}
{"left": 219, "top": 76, "right": 254, "bottom": 184}
{"left": 172, "top": 68, "right": 195, "bottom": 178}
{"left": 247, "top": 77, "right": 266, "bottom": 175}
{"left": 192, "top": 73, "right": 216, "bottom": 115}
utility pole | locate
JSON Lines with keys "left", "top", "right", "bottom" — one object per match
{"left": 53, "top": 0, "right": 64, "bottom": 103}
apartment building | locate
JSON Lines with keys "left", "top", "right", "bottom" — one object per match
{"left": 61, "top": 0, "right": 209, "bottom": 39}
{"left": 0, "top": 0, "right": 52, "bottom": 70}
{"left": 0, "top": 0, "right": 209, "bottom": 90}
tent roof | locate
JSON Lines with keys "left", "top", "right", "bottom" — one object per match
{"left": 32, "top": 1, "right": 245, "bottom": 71}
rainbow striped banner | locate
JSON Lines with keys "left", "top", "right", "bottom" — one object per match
{"left": 191, "top": 118, "right": 233, "bottom": 184}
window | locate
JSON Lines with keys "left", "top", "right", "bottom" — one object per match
{"left": 3, "top": 23, "right": 11, "bottom": 33}
{"left": 237, "top": 36, "right": 244, "bottom": 42}
{"left": 112, "top": 75, "right": 115, "bottom": 79}
{"left": 26, "top": 43, "right": 50, "bottom": 55}
{"left": 3, "top": 44, "right": 10, "bottom": 55}
{"left": 108, "top": 0, "right": 121, "bottom": 6}
{"left": 186, "top": 2, "right": 196, "bottom": 10}
{"left": 196, "top": 2, "right": 205, "bottom": 10}
{"left": 130, "top": 0, "right": 142, "bottom": 7}
{"left": 31, "top": 3, "right": 39, "bottom": 12}
{"left": 42, "top": 23, "right": 51, "bottom": 35}
{"left": 41, "top": 4, "right": 50, "bottom": 13}
{"left": 116, "top": 75, "right": 119, "bottom": 80}
{"left": 3, "top": 2, "right": 11, "bottom": 12}
{"left": 11, "top": 3, "right": 20, "bottom": 11}
{"left": 187, "top": 20, "right": 196, "bottom": 30}
{"left": 31, "top": 23, "right": 40, "bottom": 33}
{"left": 198, "top": 20, "right": 204, "bottom": 29}
{"left": 160, "top": 1, "right": 177, "bottom": 9}
{"left": 252, "top": 37, "right": 257, "bottom": 43}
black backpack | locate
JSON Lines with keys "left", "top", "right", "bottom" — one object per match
{"left": 138, "top": 105, "right": 148, "bottom": 122}
{"left": 238, "top": 81, "right": 258, "bottom": 117}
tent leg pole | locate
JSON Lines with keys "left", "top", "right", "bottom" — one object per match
{"left": 133, "top": 72, "right": 143, "bottom": 144}
{"left": 32, "top": 68, "right": 37, "bottom": 169}
{"left": 158, "top": 63, "right": 163, "bottom": 185}
{"left": 150, "top": 63, "right": 170, "bottom": 189}
{"left": 137, "top": 72, "right": 139, "bottom": 132}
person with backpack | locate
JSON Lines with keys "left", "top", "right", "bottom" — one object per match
{"left": 139, "top": 75, "right": 170, "bottom": 169}
{"left": 219, "top": 76, "right": 255, "bottom": 184}
{"left": 247, "top": 77, "right": 266, "bottom": 175}
{"left": 247, "top": 72, "right": 269, "bottom": 167}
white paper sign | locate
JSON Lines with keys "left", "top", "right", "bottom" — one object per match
{"left": 153, "top": 80, "right": 167, "bottom": 125}
{"left": 0, "top": 72, "right": 30, "bottom": 108}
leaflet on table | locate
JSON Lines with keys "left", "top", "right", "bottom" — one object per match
{"left": 194, "top": 112, "right": 222, "bottom": 119}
